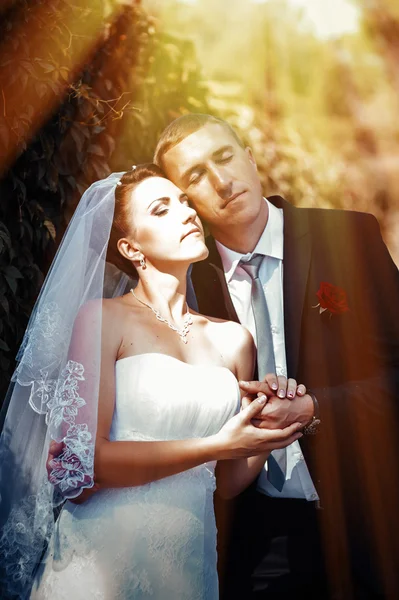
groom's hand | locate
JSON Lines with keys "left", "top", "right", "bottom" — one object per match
{"left": 240, "top": 379, "right": 313, "bottom": 429}
{"left": 254, "top": 393, "right": 314, "bottom": 429}
{"left": 240, "top": 374, "right": 307, "bottom": 400}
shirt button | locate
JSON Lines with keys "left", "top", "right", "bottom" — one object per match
{"left": 271, "top": 326, "right": 279, "bottom": 334}
{"left": 276, "top": 366, "right": 285, "bottom": 376}
{"left": 310, "top": 493, "right": 318, "bottom": 500}
{"left": 298, "top": 454, "right": 304, "bottom": 461}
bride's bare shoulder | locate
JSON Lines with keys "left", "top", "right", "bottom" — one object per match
{"left": 101, "top": 294, "right": 130, "bottom": 313}
{"left": 73, "top": 296, "right": 130, "bottom": 334}
{"left": 193, "top": 311, "right": 255, "bottom": 360}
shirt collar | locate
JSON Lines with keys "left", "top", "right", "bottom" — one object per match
{"left": 215, "top": 199, "right": 284, "bottom": 283}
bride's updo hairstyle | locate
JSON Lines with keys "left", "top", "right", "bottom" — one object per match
{"left": 106, "top": 163, "right": 165, "bottom": 277}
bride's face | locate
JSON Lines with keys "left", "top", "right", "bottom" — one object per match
{"left": 127, "top": 176, "right": 208, "bottom": 268}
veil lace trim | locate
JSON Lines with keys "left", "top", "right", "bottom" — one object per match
{"left": 0, "top": 357, "right": 94, "bottom": 597}
{"left": 0, "top": 172, "right": 126, "bottom": 598}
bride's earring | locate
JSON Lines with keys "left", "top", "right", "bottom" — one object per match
{"left": 140, "top": 256, "right": 146, "bottom": 270}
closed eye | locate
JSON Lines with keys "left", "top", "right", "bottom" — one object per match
{"left": 155, "top": 208, "right": 168, "bottom": 216}
{"left": 150, "top": 197, "right": 170, "bottom": 216}
{"left": 217, "top": 154, "right": 233, "bottom": 164}
{"left": 189, "top": 170, "right": 205, "bottom": 186}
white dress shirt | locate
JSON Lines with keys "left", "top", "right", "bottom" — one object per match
{"left": 216, "top": 200, "right": 319, "bottom": 501}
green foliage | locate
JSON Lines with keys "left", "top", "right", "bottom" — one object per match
{"left": 0, "top": 1, "right": 211, "bottom": 402}
{"left": 155, "top": 0, "right": 399, "bottom": 262}
{"left": 5, "top": 0, "right": 398, "bottom": 406}
{"left": 111, "top": 30, "right": 211, "bottom": 169}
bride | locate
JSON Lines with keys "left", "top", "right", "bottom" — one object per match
{"left": 0, "top": 165, "right": 303, "bottom": 600}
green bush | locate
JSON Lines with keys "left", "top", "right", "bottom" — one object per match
{"left": 0, "top": 1, "right": 211, "bottom": 404}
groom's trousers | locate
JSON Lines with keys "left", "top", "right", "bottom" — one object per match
{"left": 217, "top": 488, "right": 391, "bottom": 600}
{"left": 217, "top": 487, "right": 327, "bottom": 600}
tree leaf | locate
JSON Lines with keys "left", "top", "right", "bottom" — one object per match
{"left": 0, "top": 228, "right": 11, "bottom": 250}
{"left": 3, "top": 265, "right": 23, "bottom": 279}
{"left": 70, "top": 125, "right": 86, "bottom": 153}
{"left": 0, "top": 339, "right": 10, "bottom": 352}
{"left": 44, "top": 219, "right": 56, "bottom": 240}
{"left": 37, "top": 60, "right": 55, "bottom": 73}
{"left": 35, "top": 82, "right": 48, "bottom": 99}
{"left": 4, "top": 275, "right": 17, "bottom": 294}
{"left": 88, "top": 144, "right": 105, "bottom": 156}
{"left": 0, "top": 296, "right": 9, "bottom": 316}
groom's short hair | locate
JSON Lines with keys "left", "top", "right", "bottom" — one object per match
{"left": 154, "top": 113, "right": 245, "bottom": 169}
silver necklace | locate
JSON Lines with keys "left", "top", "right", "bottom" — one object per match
{"left": 130, "top": 288, "right": 193, "bottom": 344}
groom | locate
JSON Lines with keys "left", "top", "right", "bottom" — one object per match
{"left": 154, "top": 114, "right": 399, "bottom": 599}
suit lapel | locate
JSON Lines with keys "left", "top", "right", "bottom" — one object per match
{"left": 196, "top": 197, "right": 311, "bottom": 376}
{"left": 269, "top": 196, "right": 312, "bottom": 378}
{"left": 205, "top": 237, "right": 240, "bottom": 323}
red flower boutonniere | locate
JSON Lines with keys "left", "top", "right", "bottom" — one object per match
{"left": 313, "top": 282, "right": 349, "bottom": 316}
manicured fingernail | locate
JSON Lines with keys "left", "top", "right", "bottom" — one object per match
{"left": 298, "top": 386, "right": 305, "bottom": 394}
{"left": 240, "top": 381, "right": 248, "bottom": 387}
{"left": 271, "top": 382, "right": 278, "bottom": 390}
{"left": 257, "top": 395, "right": 266, "bottom": 404}
{"left": 278, "top": 389, "right": 285, "bottom": 398}
{"left": 288, "top": 392, "right": 294, "bottom": 398}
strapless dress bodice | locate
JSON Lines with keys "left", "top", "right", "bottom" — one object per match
{"left": 110, "top": 352, "right": 240, "bottom": 443}
{"left": 31, "top": 353, "right": 240, "bottom": 600}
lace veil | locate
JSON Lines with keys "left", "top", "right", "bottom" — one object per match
{"left": 0, "top": 172, "right": 132, "bottom": 598}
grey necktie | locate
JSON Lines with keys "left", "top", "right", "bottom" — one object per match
{"left": 240, "top": 253, "right": 286, "bottom": 492}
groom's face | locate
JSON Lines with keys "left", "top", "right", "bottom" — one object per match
{"left": 161, "top": 123, "right": 264, "bottom": 233}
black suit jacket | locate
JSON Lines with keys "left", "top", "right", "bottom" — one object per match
{"left": 192, "top": 196, "right": 399, "bottom": 581}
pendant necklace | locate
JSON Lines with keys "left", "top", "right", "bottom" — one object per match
{"left": 130, "top": 288, "right": 193, "bottom": 344}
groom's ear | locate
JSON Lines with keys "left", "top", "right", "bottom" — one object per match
{"left": 117, "top": 238, "right": 142, "bottom": 263}
{"left": 245, "top": 147, "right": 258, "bottom": 170}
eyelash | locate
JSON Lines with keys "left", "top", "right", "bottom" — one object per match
{"left": 155, "top": 197, "right": 189, "bottom": 216}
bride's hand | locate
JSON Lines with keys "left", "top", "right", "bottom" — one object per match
{"left": 215, "top": 396, "right": 303, "bottom": 460}
{"left": 240, "top": 374, "right": 306, "bottom": 400}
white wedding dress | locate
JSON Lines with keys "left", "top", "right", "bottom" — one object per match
{"left": 31, "top": 353, "right": 240, "bottom": 600}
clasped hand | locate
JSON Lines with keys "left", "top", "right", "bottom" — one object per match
{"left": 240, "top": 374, "right": 314, "bottom": 430}
{"left": 215, "top": 375, "right": 312, "bottom": 460}
{"left": 46, "top": 375, "right": 313, "bottom": 503}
